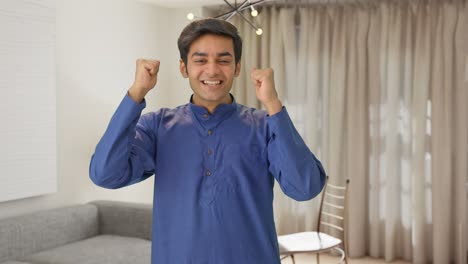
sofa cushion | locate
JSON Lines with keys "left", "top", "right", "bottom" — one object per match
{"left": 0, "top": 204, "right": 99, "bottom": 262}
{"left": 19, "top": 235, "right": 151, "bottom": 264}
{"left": 90, "top": 200, "right": 152, "bottom": 241}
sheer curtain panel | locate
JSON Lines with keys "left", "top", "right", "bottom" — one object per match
{"left": 231, "top": 0, "right": 468, "bottom": 263}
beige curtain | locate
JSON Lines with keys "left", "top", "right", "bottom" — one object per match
{"left": 230, "top": 0, "right": 468, "bottom": 263}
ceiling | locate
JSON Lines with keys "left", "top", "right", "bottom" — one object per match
{"left": 137, "top": 0, "right": 239, "bottom": 8}
{"left": 137, "top": 0, "right": 357, "bottom": 8}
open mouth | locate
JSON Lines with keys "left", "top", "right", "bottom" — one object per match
{"left": 201, "top": 80, "right": 223, "bottom": 86}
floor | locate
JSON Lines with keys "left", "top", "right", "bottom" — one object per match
{"left": 280, "top": 253, "right": 412, "bottom": 264}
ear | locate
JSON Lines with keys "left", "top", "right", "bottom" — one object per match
{"left": 179, "top": 59, "right": 189, "bottom": 78}
{"left": 234, "top": 61, "right": 241, "bottom": 77}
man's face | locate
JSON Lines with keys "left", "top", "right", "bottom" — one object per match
{"left": 180, "top": 34, "right": 241, "bottom": 109}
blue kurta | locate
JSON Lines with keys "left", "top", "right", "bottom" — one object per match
{"left": 89, "top": 94, "right": 326, "bottom": 264}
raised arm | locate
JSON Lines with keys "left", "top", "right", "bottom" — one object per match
{"left": 89, "top": 59, "right": 160, "bottom": 189}
{"left": 251, "top": 67, "right": 326, "bottom": 201}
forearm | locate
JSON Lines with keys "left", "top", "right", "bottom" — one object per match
{"left": 89, "top": 95, "right": 155, "bottom": 189}
{"left": 267, "top": 108, "right": 326, "bottom": 201}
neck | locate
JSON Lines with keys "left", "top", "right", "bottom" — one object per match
{"left": 192, "top": 94, "right": 232, "bottom": 114}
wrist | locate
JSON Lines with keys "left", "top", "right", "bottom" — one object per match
{"left": 128, "top": 85, "right": 146, "bottom": 104}
{"left": 263, "top": 98, "right": 282, "bottom": 115}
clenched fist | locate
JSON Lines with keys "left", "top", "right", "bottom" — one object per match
{"left": 128, "top": 59, "right": 160, "bottom": 103}
{"left": 251, "top": 68, "right": 282, "bottom": 115}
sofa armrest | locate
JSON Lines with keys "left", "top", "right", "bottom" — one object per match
{"left": 89, "top": 200, "right": 152, "bottom": 241}
{"left": 0, "top": 261, "right": 33, "bottom": 264}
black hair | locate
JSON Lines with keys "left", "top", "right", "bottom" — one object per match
{"left": 177, "top": 18, "right": 242, "bottom": 66}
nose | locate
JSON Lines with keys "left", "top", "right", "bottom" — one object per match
{"left": 204, "top": 61, "right": 221, "bottom": 76}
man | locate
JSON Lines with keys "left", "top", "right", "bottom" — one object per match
{"left": 90, "top": 18, "right": 326, "bottom": 264}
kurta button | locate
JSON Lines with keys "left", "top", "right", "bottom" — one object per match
{"left": 207, "top": 149, "right": 212, "bottom": 155}
{"left": 207, "top": 130, "right": 213, "bottom": 135}
{"left": 205, "top": 170, "right": 212, "bottom": 176}
{"left": 202, "top": 114, "right": 209, "bottom": 118}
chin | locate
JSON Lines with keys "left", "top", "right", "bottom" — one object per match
{"left": 201, "top": 92, "right": 230, "bottom": 102}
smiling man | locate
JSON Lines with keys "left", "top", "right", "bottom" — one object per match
{"left": 89, "top": 18, "right": 326, "bottom": 264}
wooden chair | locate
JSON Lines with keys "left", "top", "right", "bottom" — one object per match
{"left": 278, "top": 176, "right": 350, "bottom": 264}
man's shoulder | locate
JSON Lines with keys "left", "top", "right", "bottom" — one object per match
{"left": 144, "top": 104, "right": 188, "bottom": 116}
{"left": 140, "top": 104, "right": 189, "bottom": 123}
{"left": 236, "top": 103, "right": 268, "bottom": 119}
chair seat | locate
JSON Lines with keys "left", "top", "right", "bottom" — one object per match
{"left": 278, "top": 231, "right": 342, "bottom": 255}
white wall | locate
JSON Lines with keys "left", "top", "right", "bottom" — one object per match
{"left": 0, "top": 0, "right": 200, "bottom": 219}
{"left": 0, "top": 0, "right": 57, "bottom": 203}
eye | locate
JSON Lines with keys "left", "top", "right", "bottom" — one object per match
{"left": 219, "top": 60, "right": 231, "bottom": 64}
{"left": 194, "top": 59, "right": 206, "bottom": 63}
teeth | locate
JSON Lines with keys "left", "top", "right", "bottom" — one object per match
{"left": 203, "top": 80, "right": 221, "bottom": 85}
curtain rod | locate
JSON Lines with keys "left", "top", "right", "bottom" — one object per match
{"left": 253, "top": 0, "right": 466, "bottom": 8}
{"left": 260, "top": 0, "right": 466, "bottom": 6}
{"left": 207, "top": 0, "right": 376, "bottom": 9}
{"left": 205, "top": 0, "right": 466, "bottom": 12}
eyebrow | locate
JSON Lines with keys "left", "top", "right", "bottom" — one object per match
{"left": 191, "top": 52, "right": 233, "bottom": 58}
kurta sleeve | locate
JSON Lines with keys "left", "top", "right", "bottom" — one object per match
{"left": 89, "top": 94, "right": 158, "bottom": 189}
{"left": 266, "top": 107, "right": 326, "bottom": 201}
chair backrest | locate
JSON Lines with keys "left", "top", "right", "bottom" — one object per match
{"left": 316, "top": 176, "right": 350, "bottom": 253}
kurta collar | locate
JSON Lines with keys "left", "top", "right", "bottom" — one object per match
{"left": 188, "top": 94, "right": 237, "bottom": 124}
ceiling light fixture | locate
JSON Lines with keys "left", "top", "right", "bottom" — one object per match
{"left": 250, "top": 7, "right": 259, "bottom": 17}
{"left": 186, "top": 0, "right": 265, "bottom": 36}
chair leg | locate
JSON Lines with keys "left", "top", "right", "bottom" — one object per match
{"left": 316, "top": 252, "right": 320, "bottom": 264}
{"left": 333, "top": 247, "right": 346, "bottom": 264}
{"left": 290, "top": 254, "right": 296, "bottom": 264}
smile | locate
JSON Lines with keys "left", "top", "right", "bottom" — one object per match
{"left": 202, "top": 80, "right": 223, "bottom": 85}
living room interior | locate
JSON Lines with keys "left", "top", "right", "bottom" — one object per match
{"left": 0, "top": 0, "right": 467, "bottom": 263}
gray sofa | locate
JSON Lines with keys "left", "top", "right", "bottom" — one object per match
{"left": 0, "top": 200, "right": 152, "bottom": 264}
